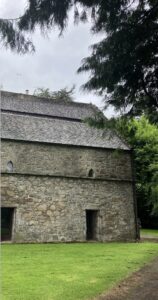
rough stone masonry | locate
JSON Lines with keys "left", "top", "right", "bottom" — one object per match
{"left": 1, "top": 91, "right": 138, "bottom": 243}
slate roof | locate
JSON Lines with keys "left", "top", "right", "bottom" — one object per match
{"left": 1, "top": 91, "right": 130, "bottom": 150}
{"left": 1, "top": 91, "right": 99, "bottom": 121}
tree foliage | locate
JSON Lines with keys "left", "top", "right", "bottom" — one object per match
{"left": 34, "top": 86, "right": 75, "bottom": 101}
{"left": 0, "top": 18, "right": 34, "bottom": 53}
{"left": 115, "top": 116, "right": 158, "bottom": 222}
{"left": 1, "top": 1, "right": 158, "bottom": 116}
{"left": 77, "top": 1, "right": 158, "bottom": 118}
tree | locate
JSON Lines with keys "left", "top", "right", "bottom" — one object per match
{"left": 78, "top": 1, "right": 158, "bottom": 120}
{"left": 34, "top": 86, "right": 75, "bottom": 102}
{"left": 1, "top": 1, "right": 158, "bottom": 117}
{"left": 115, "top": 116, "right": 158, "bottom": 226}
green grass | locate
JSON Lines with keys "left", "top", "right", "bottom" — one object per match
{"left": 2, "top": 243, "right": 158, "bottom": 300}
{"left": 141, "top": 229, "right": 158, "bottom": 237}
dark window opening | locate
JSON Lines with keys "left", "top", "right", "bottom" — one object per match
{"left": 88, "top": 169, "right": 94, "bottom": 178}
{"left": 86, "top": 210, "right": 98, "bottom": 240}
{"left": 1, "top": 208, "right": 14, "bottom": 241}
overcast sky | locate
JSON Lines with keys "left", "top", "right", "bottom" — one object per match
{"left": 0, "top": 0, "right": 115, "bottom": 117}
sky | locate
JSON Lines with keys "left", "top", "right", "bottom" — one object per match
{"left": 0, "top": 0, "right": 115, "bottom": 117}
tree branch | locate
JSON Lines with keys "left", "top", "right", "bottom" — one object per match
{"left": 141, "top": 78, "right": 158, "bottom": 108}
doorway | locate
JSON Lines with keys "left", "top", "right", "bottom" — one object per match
{"left": 86, "top": 210, "right": 98, "bottom": 240}
{"left": 1, "top": 207, "right": 14, "bottom": 241}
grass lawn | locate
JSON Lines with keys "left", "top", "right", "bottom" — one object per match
{"left": 2, "top": 243, "right": 158, "bottom": 300}
{"left": 141, "top": 229, "right": 158, "bottom": 237}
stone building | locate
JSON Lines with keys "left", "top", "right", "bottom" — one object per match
{"left": 1, "top": 91, "right": 138, "bottom": 243}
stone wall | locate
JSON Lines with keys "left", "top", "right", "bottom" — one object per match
{"left": 1, "top": 174, "right": 136, "bottom": 243}
{"left": 1, "top": 140, "right": 136, "bottom": 243}
{"left": 1, "top": 141, "right": 132, "bottom": 180}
